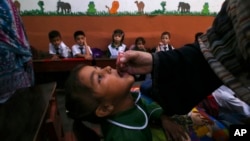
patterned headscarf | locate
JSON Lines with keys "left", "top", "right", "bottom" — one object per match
{"left": 200, "top": 0, "right": 250, "bottom": 104}
{"left": 0, "top": 0, "right": 34, "bottom": 103}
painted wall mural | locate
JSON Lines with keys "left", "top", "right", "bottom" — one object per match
{"left": 15, "top": 0, "right": 225, "bottom": 16}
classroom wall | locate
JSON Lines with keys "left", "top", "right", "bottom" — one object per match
{"left": 21, "top": 15, "right": 215, "bottom": 52}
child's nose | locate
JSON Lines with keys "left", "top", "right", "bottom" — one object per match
{"left": 104, "top": 66, "right": 112, "bottom": 73}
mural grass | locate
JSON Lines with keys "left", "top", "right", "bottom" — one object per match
{"left": 20, "top": 10, "right": 217, "bottom": 17}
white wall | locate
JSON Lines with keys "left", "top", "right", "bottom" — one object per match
{"left": 17, "top": 0, "right": 225, "bottom": 13}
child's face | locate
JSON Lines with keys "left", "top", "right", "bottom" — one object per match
{"left": 161, "top": 34, "right": 170, "bottom": 45}
{"left": 50, "top": 36, "right": 62, "bottom": 48}
{"left": 75, "top": 35, "right": 86, "bottom": 46}
{"left": 113, "top": 34, "right": 123, "bottom": 43}
{"left": 78, "top": 65, "right": 134, "bottom": 101}
{"left": 136, "top": 41, "right": 145, "bottom": 50}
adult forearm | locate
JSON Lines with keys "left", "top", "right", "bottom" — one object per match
{"left": 151, "top": 45, "right": 223, "bottom": 115}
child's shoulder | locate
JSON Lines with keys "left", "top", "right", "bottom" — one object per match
{"left": 60, "top": 41, "right": 68, "bottom": 48}
{"left": 72, "top": 44, "right": 79, "bottom": 48}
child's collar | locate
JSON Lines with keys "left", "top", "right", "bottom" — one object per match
{"left": 111, "top": 42, "right": 122, "bottom": 48}
{"left": 106, "top": 103, "right": 148, "bottom": 130}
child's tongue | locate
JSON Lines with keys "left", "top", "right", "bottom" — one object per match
{"left": 118, "top": 71, "right": 124, "bottom": 77}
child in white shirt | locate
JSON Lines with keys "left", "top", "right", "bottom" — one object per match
{"left": 48, "top": 30, "right": 71, "bottom": 60}
{"left": 71, "top": 30, "right": 93, "bottom": 60}
{"left": 107, "top": 29, "right": 127, "bottom": 58}
{"left": 155, "top": 31, "right": 174, "bottom": 52}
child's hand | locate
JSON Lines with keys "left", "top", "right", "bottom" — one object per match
{"left": 158, "top": 42, "right": 163, "bottom": 47}
{"left": 156, "top": 42, "right": 163, "bottom": 52}
{"left": 83, "top": 38, "right": 88, "bottom": 46}
{"left": 84, "top": 55, "right": 93, "bottom": 60}
{"left": 51, "top": 55, "right": 60, "bottom": 60}
{"left": 139, "top": 46, "right": 146, "bottom": 51}
{"left": 189, "top": 108, "right": 213, "bottom": 126}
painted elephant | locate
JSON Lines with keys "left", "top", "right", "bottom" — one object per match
{"left": 178, "top": 2, "right": 190, "bottom": 13}
{"left": 57, "top": 1, "right": 71, "bottom": 14}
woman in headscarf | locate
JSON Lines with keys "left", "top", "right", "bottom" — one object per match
{"left": 0, "top": 0, "right": 34, "bottom": 103}
{"left": 117, "top": 0, "right": 250, "bottom": 140}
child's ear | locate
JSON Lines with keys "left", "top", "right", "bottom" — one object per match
{"left": 95, "top": 103, "right": 114, "bottom": 117}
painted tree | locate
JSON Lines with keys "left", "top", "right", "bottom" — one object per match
{"left": 160, "top": 1, "right": 166, "bottom": 12}
{"left": 201, "top": 2, "right": 210, "bottom": 15}
{"left": 37, "top": 0, "right": 44, "bottom": 13}
{"left": 87, "top": 1, "right": 97, "bottom": 14}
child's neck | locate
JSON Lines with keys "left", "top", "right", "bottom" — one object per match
{"left": 111, "top": 93, "right": 134, "bottom": 115}
{"left": 113, "top": 42, "right": 121, "bottom": 47}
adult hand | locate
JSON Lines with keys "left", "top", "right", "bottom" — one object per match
{"left": 116, "top": 50, "right": 153, "bottom": 75}
{"left": 161, "top": 115, "right": 190, "bottom": 141}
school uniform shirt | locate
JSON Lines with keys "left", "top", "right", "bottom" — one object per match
{"left": 158, "top": 44, "right": 174, "bottom": 52}
{"left": 49, "top": 41, "right": 70, "bottom": 58}
{"left": 107, "top": 43, "right": 126, "bottom": 58}
{"left": 72, "top": 44, "right": 92, "bottom": 57}
{"left": 101, "top": 92, "right": 163, "bottom": 141}
{"left": 212, "top": 85, "right": 250, "bottom": 117}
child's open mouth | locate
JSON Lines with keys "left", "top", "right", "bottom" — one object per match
{"left": 117, "top": 70, "right": 130, "bottom": 78}
{"left": 118, "top": 71, "right": 124, "bottom": 77}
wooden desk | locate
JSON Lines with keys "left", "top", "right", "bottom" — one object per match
{"left": 0, "top": 82, "right": 58, "bottom": 141}
{"left": 95, "top": 58, "right": 116, "bottom": 68}
{"left": 33, "top": 58, "right": 117, "bottom": 88}
{"left": 33, "top": 58, "right": 117, "bottom": 73}
{"left": 33, "top": 58, "right": 92, "bottom": 72}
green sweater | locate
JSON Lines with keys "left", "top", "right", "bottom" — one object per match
{"left": 101, "top": 92, "right": 163, "bottom": 141}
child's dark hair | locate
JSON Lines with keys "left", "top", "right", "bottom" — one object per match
{"left": 135, "top": 37, "right": 146, "bottom": 45}
{"left": 161, "top": 31, "right": 171, "bottom": 39}
{"left": 74, "top": 30, "right": 85, "bottom": 39}
{"left": 64, "top": 64, "right": 101, "bottom": 123}
{"left": 112, "top": 29, "right": 125, "bottom": 44}
{"left": 48, "top": 30, "right": 61, "bottom": 40}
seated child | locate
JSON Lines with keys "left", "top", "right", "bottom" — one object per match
{"left": 65, "top": 64, "right": 228, "bottom": 141}
{"left": 64, "top": 64, "right": 167, "bottom": 141}
{"left": 154, "top": 31, "right": 174, "bottom": 52}
{"left": 48, "top": 30, "right": 71, "bottom": 60}
{"left": 130, "top": 37, "right": 147, "bottom": 52}
{"left": 71, "top": 30, "right": 93, "bottom": 60}
{"left": 129, "top": 37, "right": 147, "bottom": 81}
{"left": 106, "top": 29, "right": 127, "bottom": 58}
